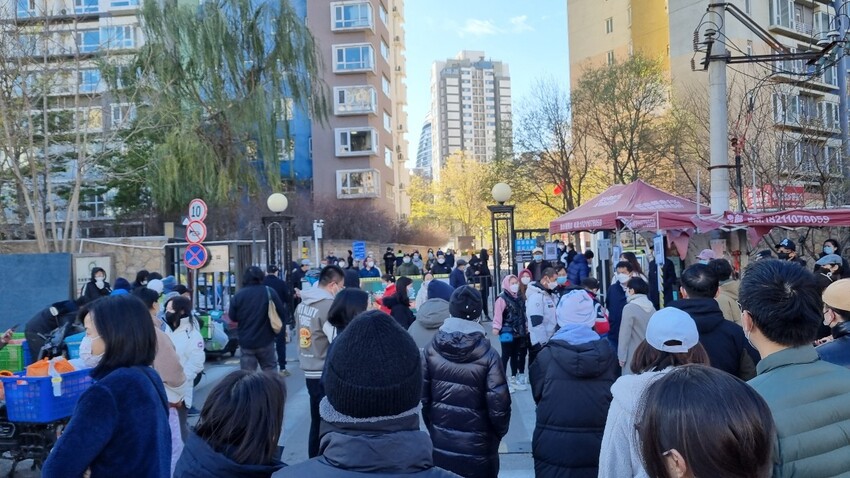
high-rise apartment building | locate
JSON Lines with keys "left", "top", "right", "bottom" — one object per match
{"left": 429, "top": 51, "right": 512, "bottom": 180}
{"left": 415, "top": 114, "right": 433, "bottom": 178}
{"left": 567, "top": 0, "right": 843, "bottom": 207}
{"left": 306, "top": 0, "right": 410, "bottom": 218}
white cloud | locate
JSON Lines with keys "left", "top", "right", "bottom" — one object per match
{"left": 459, "top": 18, "right": 501, "bottom": 37}
{"left": 510, "top": 15, "right": 534, "bottom": 33}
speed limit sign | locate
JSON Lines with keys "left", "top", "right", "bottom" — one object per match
{"left": 188, "top": 198, "right": 208, "bottom": 223}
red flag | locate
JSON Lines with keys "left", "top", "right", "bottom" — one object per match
{"left": 553, "top": 184, "right": 563, "bottom": 196}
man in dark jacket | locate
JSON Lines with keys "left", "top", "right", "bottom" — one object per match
{"left": 25, "top": 300, "right": 79, "bottom": 360}
{"left": 263, "top": 265, "right": 292, "bottom": 377}
{"left": 606, "top": 261, "right": 632, "bottom": 352}
{"left": 430, "top": 251, "right": 452, "bottom": 275}
{"left": 422, "top": 286, "right": 510, "bottom": 478}
{"left": 567, "top": 250, "right": 592, "bottom": 285}
{"left": 229, "top": 266, "right": 286, "bottom": 372}
{"left": 817, "top": 279, "right": 850, "bottom": 367}
{"left": 667, "top": 264, "right": 756, "bottom": 380}
{"left": 383, "top": 247, "right": 397, "bottom": 276}
{"left": 449, "top": 259, "right": 468, "bottom": 289}
{"left": 275, "top": 311, "right": 458, "bottom": 478}
{"left": 530, "top": 288, "right": 616, "bottom": 477}
{"left": 776, "top": 238, "right": 807, "bottom": 267}
{"left": 741, "top": 260, "right": 850, "bottom": 477}
{"left": 527, "top": 247, "right": 551, "bottom": 281}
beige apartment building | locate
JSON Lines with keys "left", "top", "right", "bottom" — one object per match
{"left": 568, "top": 0, "right": 844, "bottom": 207}
{"left": 307, "top": 0, "right": 411, "bottom": 218}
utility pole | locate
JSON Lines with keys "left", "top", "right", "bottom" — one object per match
{"left": 834, "top": 0, "right": 850, "bottom": 204}
{"left": 708, "top": 4, "right": 730, "bottom": 215}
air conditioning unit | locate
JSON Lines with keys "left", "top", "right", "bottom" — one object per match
{"left": 60, "top": 8, "right": 67, "bottom": 15}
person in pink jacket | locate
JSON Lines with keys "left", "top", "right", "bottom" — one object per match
{"left": 492, "top": 274, "right": 529, "bottom": 392}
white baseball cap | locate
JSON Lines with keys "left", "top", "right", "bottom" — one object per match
{"left": 147, "top": 279, "right": 164, "bottom": 295}
{"left": 646, "top": 308, "right": 699, "bottom": 354}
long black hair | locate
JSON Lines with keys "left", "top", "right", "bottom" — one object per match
{"left": 637, "top": 364, "right": 775, "bottom": 478}
{"left": 87, "top": 295, "right": 157, "bottom": 380}
{"left": 195, "top": 370, "right": 286, "bottom": 465}
{"left": 164, "top": 296, "right": 193, "bottom": 331}
{"left": 327, "top": 289, "right": 369, "bottom": 333}
{"left": 395, "top": 276, "right": 413, "bottom": 306}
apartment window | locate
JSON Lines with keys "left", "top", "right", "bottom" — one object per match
{"left": 379, "top": 3, "right": 388, "bottom": 25}
{"left": 75, "top": 0, "right": 98, "bottom": 13}
{"left": 380, "top": 39, "right": 389, "bottom": 61}
{"left": 746, "top": 40, "right": 753, "bottom": 56}
{"left": 81, "top": 194, "right": 108, "bottom": 218}
{"left": 277, "top": 138, "right": 294, "bottom": 162}
{"left": 337, "top": 169, "right": 380, "bottom": 199}
{"left": 607, "top": 50, "right": 615, "bottom": 65}
{"left": 384, "top": 147, "right": 392, "bottom": 168}
{"left": 331, "top": 2, "right": 373, "bottom": 31}
{"left": 278, "top": 97, "right": 294, "bottom": 120}
{"left": 383, "top": 112, "right": 392, "bottom": 132}
{"left": 17, "top": 0, "right": 36, "bottom": 18}
{"left": 101, "top": 25, "right": 135, "bottom": 49}
{"left": 76, "top": 30, "right": 100, "bottom": 53}
{"left": 334, "top": 86, "right": 377, "bottom": 115}
{"left": 80, "top": 107, "right": 103, "bottom": 131}
{"left": 79, "top": 69, "right": 101, "bottom": 93}
{"left": 109, "top": 0, "right": 139, "bottom": 7}
{"left": 605, "top": 17, "right": 613, "bottom": 34}
{"left": 333, "top": 44, "right": 374, "bottom": 73}
{"left": 382, "top": 75, "right": 391, "bottom": 96}
{"left": 773, "top": 93, "right": 799, "bottom": 123}
{"left": 110, "top": 103, "right": 136, "bottom": 128}
{"left": 335, "top": 127, "right": 378, "bottom": 156}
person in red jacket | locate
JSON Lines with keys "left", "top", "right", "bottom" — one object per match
{"left": 375, "top": 274, "right": 396, "bottom": 314}
{"left": 582, "top": 278, "right": 610, "bottom": 337}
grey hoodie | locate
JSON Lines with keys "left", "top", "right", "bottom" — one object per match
{"left": 295, "top": 285, "right": 336, "bottom": 379}
{"left": 408, "top": 298, "right": 450, "bottom": 350}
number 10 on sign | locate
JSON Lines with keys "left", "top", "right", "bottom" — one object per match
{"left": 188, "top": 198, "right": 208, "bottom": 222}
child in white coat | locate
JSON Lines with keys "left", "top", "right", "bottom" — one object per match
{"left": 164, "top": 296, "right": 206, "bottom": 443}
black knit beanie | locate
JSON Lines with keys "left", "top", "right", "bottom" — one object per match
{"left": 449, "top": 285, "right": 483, "bottom": 320}
{"left": 324, "top": 310, "right": 422, "bottom": 418}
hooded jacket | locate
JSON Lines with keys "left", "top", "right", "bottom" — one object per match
{"left": 526, "top": 282, "right": 558, "bottom": 347}
{"left": 530, "top": 325, "right": 617, "bottom": 478}
{"left": 175, "top": 433, "right": 284, "bottom": 478}
{"left": 274, "top": 410, "right": 459, "bottom": 477}
{"left": 422, "top": 318, "right": 511, "bottom": 478}
{"left": 668, "top": 298, "right": 755, "bottom": 380}
{"left": 229, "top": 284, "right": 287, "bottom": 350}
{"left": 165, "top": 316, "right": 205, "bottom": 408}
{"left": 816, "top": 321, "right": 850, "bottom": 368}
{"left": 618, "top": 294, "right": 655, "bottom": 374}
{"left": 567, "top": 253, "right": 590, "bottom": 285}
{"left": 295, "top": 286, "right": 336, "bottom": 379}
{"left": 598, "top": 370, "right": 671, "bottom": 478}
{"left": 80, "top": 273, "right": 112, "bottom": 304}
{"left": 408, "top": 299, "right": 450, "bottom": 350}
{"left": 716, "top": 279, "right": 742, "bottom": 325}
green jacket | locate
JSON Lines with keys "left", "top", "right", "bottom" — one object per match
{"left": 396, "top": 262, "right": 421, "bottom": 278}
{"left": 748, "top": 345, "right": 850, "bottom": 478}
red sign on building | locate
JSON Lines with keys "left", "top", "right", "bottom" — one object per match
{"left": 745, "top": 184, "right": 805, "bottom": 210}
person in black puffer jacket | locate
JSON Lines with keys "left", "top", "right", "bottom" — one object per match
{"left": 422, "top": 286, "right": 511, "bottom": 478}
{"left": 530, "top": 289, "right": 617, "bottom": 478}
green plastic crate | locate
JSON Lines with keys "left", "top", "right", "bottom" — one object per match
{"left": 199, "top": 316, "right": 213, "bottom": 340}
{"left": 0, "top": 343, "right": 26, "bottom": 372}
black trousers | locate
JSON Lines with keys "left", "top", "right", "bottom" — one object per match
{"left": 305, "top": 378, "right": 325, "bottom": 458}
{"left": 499, "top": 335, "right": 529, "bottom": 376}
{"left": 275, "top": 331, "right": 287, "bottom": 369}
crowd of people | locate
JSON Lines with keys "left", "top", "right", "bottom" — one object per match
{"left": 30, "top": 237, "right": 850, "bottom": 478}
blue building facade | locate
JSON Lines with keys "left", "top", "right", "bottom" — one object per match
{"left": 279, "top": 0, "right": 313, "bottom": 182}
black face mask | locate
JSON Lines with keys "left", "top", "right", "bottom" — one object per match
{"left": 777, "top": 252, "right": 790, "bottom": 260}
{"left": 165, "top": 312, "right": 180, "bottom": 326}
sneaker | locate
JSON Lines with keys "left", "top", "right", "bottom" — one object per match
{"left": 508, "top": 383, "right": 517, "bottom": 394}
{"left": 514, "top": 381, "right": 528, "bottom": 391}
{"left": 517, "top": 373, "right": 528, "bottom": 386}
{"left": 187, "top": 406, "right": 200, "bottom": 417}
{"left": 279, "top": 369, "right": 291, "bottom": 377}
{"left": 508, "top": 376, "right": 517, "bottom": 386}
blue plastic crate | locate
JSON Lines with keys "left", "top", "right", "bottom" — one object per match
{"left": 0, "top": 369, "right": 92, "bottom": 423}
{"left": 63, "top": 332, "right": 86, "bottom": 360}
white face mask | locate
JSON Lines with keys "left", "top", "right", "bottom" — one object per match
{"left": 617, "top": 273, "right": 630, "bottom": 284}
{"left": 366, "top": 261, "right": 374, "bottom": 268}
{"left": 509, "top": 284, "right": 520, "bottom": 294}
{"left": 521, "top": 277, "right": 531, "bottom": 285}
{"left": 338, "top": 261, "right": 347, "bottom": 268}
{"left": 403, "top": 257, "right": 411, "bottom": 263}
{"left": 141, "top": 280, "right": 148, "bottom": 286}
{"left": 80, "top": 335, "right": 103, "bottom": 368}
{"left": 438, "top": 258, "right": 445, "bottom": 264}
{"left": 95, "top": 278, "right": 105, "bottom": 289}
{"left": 546, "top": 280, "right": 558, "bottom": 290}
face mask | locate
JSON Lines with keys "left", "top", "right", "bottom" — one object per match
{"left": 165, "top": 312, "right": 179, "bottom": 325}
{"left": 617, "top": 273, "right": 630, "bottom": 284}
{"left": 141, "top": 280, "right": 148, "bottom": 286}
{"left": 698, "top": 260, "right": 709, "bottom": 265}
{"left": 438, "top": 258, "right": 445, "bottom": 264}
{"left": 428, "top": 253, "right": 434, "bottom": 259}
{"left": 509, "top": 284, "right": 520, "bottom": 294}
{"left": 403, "top": 257, "right": 411, "bottom": 263}
{"left": 521, "top": 277, "right": 531, "bottom": 285}
{"left": 556, "top": 277, "right": 568, "bottom": 285}
{"left": 80, "top": 335, "right": 103, "bottom": 368}
{"left": 533, "top": 254, "right": 543, "bottom": 261}
{"left": 338, "top": 261, "right": 347, "bottom": 268}
{"left": 777, "top": 252, "right": 790, "bottom": 260}
{"left": 824, "top": 246, "right": 835, "bottom": 255}
{"left": 413, "top": 254, "right": 420, "bottom": 259}
{"left": 546, "top": 281, "right": 558, "bottom": 290}
{"left": 367, "top": 261, "right": 374, "bottom": 268}
{"left": 95, "top": 278, "right": 105, "bottom": 289}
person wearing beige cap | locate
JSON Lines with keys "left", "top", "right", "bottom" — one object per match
{"left": 817, "top": 279, "right": 850, "bottom": 368}
{"left": 696, "top": 249, "right": 716, "bottom": 265}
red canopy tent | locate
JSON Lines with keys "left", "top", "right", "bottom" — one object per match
{"left": 549, "top": 180, "right": 710, "bottom": 234}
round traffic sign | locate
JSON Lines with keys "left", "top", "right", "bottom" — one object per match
{"left": 188, "top": 198, "right": 208, "bottom": 222}
{"left": 186, "top": 220, "right": 207, "bottom": 244}
{"left": 184, "top": 244, "right": 209, "bottom": 270}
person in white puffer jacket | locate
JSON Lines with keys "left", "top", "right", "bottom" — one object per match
{"left": 163, "top": 296, "right": 206, "bottom": 443}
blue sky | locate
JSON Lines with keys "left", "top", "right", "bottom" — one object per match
{"left": 404, "top": 0, "right": 570, "bottom": 165}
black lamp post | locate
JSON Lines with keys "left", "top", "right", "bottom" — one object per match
{"left": 262, "top": 193, "right": 294, "bottom": 279}
{"left": 488, "top": 183, "right": 516, "bottom": 294}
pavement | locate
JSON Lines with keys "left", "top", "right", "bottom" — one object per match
{"left": 0, "top": 332, "right": 537, "bottom": 477}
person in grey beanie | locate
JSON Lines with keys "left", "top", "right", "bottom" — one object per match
{"left": 422, "top": 286, "right": 511, "bottom": 478}
{"left": 275, "top": 310, "right": 459, "bottom": 477}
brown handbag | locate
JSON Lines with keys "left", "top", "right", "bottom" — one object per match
{"left": 266, "top": 287, "right": 283, "bottom": 334}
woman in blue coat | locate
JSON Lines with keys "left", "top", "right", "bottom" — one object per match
{"left": 42, "top": 295, "right": 171, "bottom": 478}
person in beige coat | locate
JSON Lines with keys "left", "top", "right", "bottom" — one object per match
{"left": 618, "top": 278, "right": 656, "bottom": 375}
{"left": 710, "top": 259, "right": 741, "bottom": 326}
